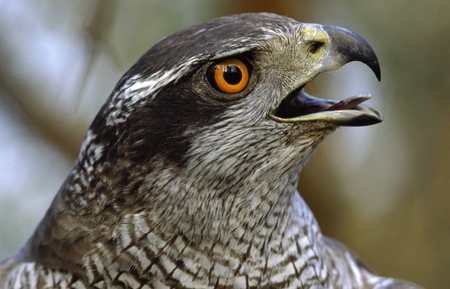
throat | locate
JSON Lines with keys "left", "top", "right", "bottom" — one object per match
{"left": 139, "top": 158, "right": 326, "bottom": 263}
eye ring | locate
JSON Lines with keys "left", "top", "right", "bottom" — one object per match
{"left": 208, "top": 58, "right": 250, "bottom": 94}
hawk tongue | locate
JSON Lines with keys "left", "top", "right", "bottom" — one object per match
{"left": 323, "top": 94, "right": 372, "bottom": 111}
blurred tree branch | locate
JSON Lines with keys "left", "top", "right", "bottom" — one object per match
{"left": 0, "top": 0, "right": 122, "bottom": 159}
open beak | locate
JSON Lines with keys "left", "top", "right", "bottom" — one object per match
{"left": 270, "top": 25, "right": 382, "bottom": 127}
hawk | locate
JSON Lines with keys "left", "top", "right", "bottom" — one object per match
{"left": 0, "top": 13, "right": 422, "bottom": 289}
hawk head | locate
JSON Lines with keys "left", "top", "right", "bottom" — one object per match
{"left": 21, "top": 13, "right": 383, "bottom": 286}
{"left": 73, "top": 12, "right": 380, "bottom": 226}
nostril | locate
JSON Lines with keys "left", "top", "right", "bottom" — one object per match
{"left": 307, "top": 41, "right": 324, "bottom": 54}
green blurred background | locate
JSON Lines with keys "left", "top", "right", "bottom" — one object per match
{"left": 0, "top": 1, "right": 448, "bottom": 288}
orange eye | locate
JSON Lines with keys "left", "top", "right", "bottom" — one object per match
{"left": 208, "top": 58, "right": 250, "bottom": 94}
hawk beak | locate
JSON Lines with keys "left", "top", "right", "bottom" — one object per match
{"left": 318, "top": 25, "right": 381, "bottom": 81}
{"left": 270, "top": 25, "right": 382, "bottom": 126}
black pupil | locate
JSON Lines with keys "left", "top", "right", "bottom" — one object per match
{"left": 223, "top": 65, "right": 242, "bottom": 85}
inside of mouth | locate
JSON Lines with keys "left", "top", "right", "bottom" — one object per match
{"left": 271, "top": 87, "right": 370, "bottom": 119}
{"left": 271, "top": 87, "right": 334, "bottom": 119}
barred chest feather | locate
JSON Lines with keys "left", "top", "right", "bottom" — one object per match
{"left": 4, "top": 193, "right": 343, "bottom": 289}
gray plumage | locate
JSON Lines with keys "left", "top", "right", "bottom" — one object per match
{"left": 0, "top": 13, "right": 422, "bottom": 289}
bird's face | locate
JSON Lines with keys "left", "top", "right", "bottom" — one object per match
{"left": 79, "top": 13, "right": 381, "bottom": 232}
